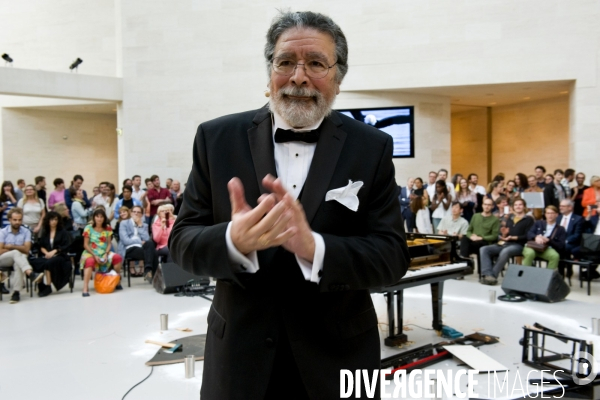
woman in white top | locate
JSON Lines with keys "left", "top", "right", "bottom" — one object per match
{"left": 429, "top": 180, "right": 451, "bottom": 233}
{"left": 411, "top": 189, "right": 433, "bottom": 234}
{"left": 105, "top": 183, "right": 118, "bottom": 228}
{"left": 70, "top": 187, "right": 90, "bottom": 230}
{"left": 17, "top": 184, "right": 45, "bottom": 236}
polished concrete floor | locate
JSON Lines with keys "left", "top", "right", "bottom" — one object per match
{"left": 0, "top": 269, "right": 598, "bottom": 399}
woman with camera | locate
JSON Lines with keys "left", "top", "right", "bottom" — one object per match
{"left": 152, "top": 204, "right": 176, "bottom": 262}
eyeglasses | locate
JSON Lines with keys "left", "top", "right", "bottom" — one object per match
{"left": 272, "top": 57, "right": 337, "bottom": 79}
{"left": 131, "top": 211, "right": 142, "bottom": 214}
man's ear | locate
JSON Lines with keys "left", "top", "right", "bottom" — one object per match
{"left": 335, "top": 83, "right": 341, "bottom": 95}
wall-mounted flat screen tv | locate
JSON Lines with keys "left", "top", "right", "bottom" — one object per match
{"left": 337, "top": 106, "right": 415, "bottom": 158}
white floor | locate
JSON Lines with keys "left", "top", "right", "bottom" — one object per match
{"left": 0, "top": 270, "right": 598, "bottom": 400}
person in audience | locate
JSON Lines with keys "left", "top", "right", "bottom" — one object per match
{"left": 456, "top": 178, "right": 476, "bottom": 221}
{"left": 479, "top": 198, "right": 534, "bottom": 285}
{"left": 535, "top": 165, "right": 547, "bottom": 189}
{"left": 524, "top": 175, "right": 544, "bottom": 220}
{"left": 81, "top": 209, "right": 123, "bottom": 297}
{"left": 144, "top": 179, "right": 154, "bottom": 225}
{"left": 0, "top": 208, "right": 42, "bottom": 304}
{"left": 170, "top": 180, "right": 183, "bottom": 212}
{"left": 582, "top": 175, "right": 600, "bottom": 218}
{"left": 114, "top": 206, "right": 131, "bottom": 245}
{"left": 544, "top": 174, "right": 554, "bottom": 186}
{"left": 514, "top": 173, "right": 529, "bottom": 193}
{"left": 1, "top": 181, "right": 18, "bottom": 228}
{"left": 451, "top": 173, "right": 463, "bottom": 192}
{"left": 33, "top": 212, "right": 72, "bottom": 297}
{"left": 64, "top": 175, "right": 91, "bottom": 213}
{"left": 467, "top": 173, "right": 487, "bottom": 195}
{"left": 14, "top": 179, "right": 25, "bottom": 202}
{"left": 165, "top": 178, "right": 173, "bottom": 190}
{"left": 437, "top": 201, "right": 469, "bottom": 237}
{"left": 486, "top": 181, "right": 504, "bottom": 213}
{"left": 427, "top": 169, "right": 455, "bottom": 200}
{"left": 522, "top": 205, "right": 566, "bottom": 270}
{"left": 562, "top": 168, "right": 575, "bottom": 198}
{"left": 153, "top": 204, "right": 176, "bottom": 262}
{"left": 92, "top": 187, "right": 100, "bottom": 197}
{"left": 557, "top": 199, "right": 584, "bottom": 258}
{"left": 410, "top": 189, "right": 432, "bottom": 234}
{"left": 117, "top": 179, "right": 133, "bottom": 200}
{"left": 430, "top": 180, "right": 452, "bottom": 232}
{"left": 493, "top": 195, "right": 510, "bottom": 221}
{"left": 105, "top": 183, "right": 118, "bottom": 225}
{"left": 486, "top": 175, "right": 504, "bottom": 194}
{"left": 426, "top": 171, "right": 437, "bottom": 190}
{"left": 504, "top": 180, "right": 520, "bottom": 205}
{"left": 119, "top": 205, "right": 157, "bottom": 282}
{"left": 17, "top": 185, "right": 46, "bottom": 237}
{"left": 413, "top": 177, "right": 430, "bottom": 206}
{"left": 53, "top": 203, "right": 74, "bottom": 231}
{"left": 399, "top": 178, "right": 415, "bottom": 232}
{"left": 459, "top": 198, "right": 499, "bottom": 259}
{"left": 544, "top": 169, "right": 567, "bottom": 209}
{"left": 47, "top": 178, "right": 66, "bottom": 210}
{"left": 131, "top": 175, "right": 146, "bottom": 203}
{"left": 92, "top": 182, "right": 110, "bottom": 208}
{"left": 113, "top": 185, "right": 142, "bottom": 221}
{"left": 70, "top": 187, "right": 91, "bottom": 230}
{"left": 572, "top": 172, "right": 589, "bottom": 216}
{"left": 146, "top": 175, "right": 172, "bottom": 223}
{"left": 35, "top": 176, "right": 47, "bottom": 207}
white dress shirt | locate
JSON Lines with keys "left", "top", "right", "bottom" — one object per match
{"left": 560, "top": 213, "right": 572, "bottom": 232}
{"left": 427, "top": 181, "right": 456, "bottom": 201}
{"left": 225, "top": 111, "right": 326, "bottom": 284}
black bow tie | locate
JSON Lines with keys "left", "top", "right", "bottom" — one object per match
{"left": 274, "top": 128, "right": 320, "bottom": 144}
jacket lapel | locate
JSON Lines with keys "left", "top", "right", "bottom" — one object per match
{"left": 247, "top": 106, "right": 277, "bottom": 195}
{"left": 301, "top": 112, "right": 347, "bottom": 225}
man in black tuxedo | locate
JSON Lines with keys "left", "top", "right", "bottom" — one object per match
{"left": 170, "top": 11, "right": 409, "bottom": 400}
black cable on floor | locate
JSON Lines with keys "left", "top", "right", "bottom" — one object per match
{"left": 122, "top": 366, "right": 154, "bottom": 399}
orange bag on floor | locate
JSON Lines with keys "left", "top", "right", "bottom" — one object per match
{"left": 94, "top": 272, "right": 121, "bottom": 294}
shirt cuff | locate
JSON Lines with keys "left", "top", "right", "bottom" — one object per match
{"left": 225, "top": 222, "right": 259, "bottom": 273}
{"left": 295, "top": 232, "right": 325, "bottom": 283}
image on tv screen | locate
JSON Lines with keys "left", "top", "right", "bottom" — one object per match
{"left": 337, "top": 106, "right": 414, "bottom": 158}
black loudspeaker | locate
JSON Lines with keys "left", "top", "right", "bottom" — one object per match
{"left": 501, "top": 265, "right": 570, "bottom": 303}
{"left": 153, "top": 263, "right": 210, "bottom": 294}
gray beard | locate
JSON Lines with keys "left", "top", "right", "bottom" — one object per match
{"left": 269, "top": 86, "right": 334, "bottom": 128}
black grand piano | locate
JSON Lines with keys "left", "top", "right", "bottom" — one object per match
{"left": 372, "top": 233, "right": 473, "bottom": 347}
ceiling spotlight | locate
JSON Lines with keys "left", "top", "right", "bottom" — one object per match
{"left": 2, "top": 53, "right": 13, "bottom": 63}
{"left": 69, "top": 58, "right": 83, "bottom": 71}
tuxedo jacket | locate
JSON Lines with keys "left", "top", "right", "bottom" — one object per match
{"left": 170, "top": 106, "right": 409, "bottom": 399}
{"left": 556, "top": 214, "right": 584, "bottom": 245}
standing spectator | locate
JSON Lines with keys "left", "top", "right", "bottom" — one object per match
{"left": 171, "top": 180, "right": 183, "bottom": 213}
{"left": 33, "top": 212, "right": 73, "bottom": 297}
{"left": 535, "top": 166, "right": 547, "bottom": 189}
{"left": 514, "top": 173, "right": 529, "bottom": 193}
{"left": 459, "top": 198, "right": 499, "bottom": 259}
{"left": 522, "top": 206, "right": 566, "bottom": 270}
{"left": 456, "top": 178, "right": 476, "bottom": 222}
{"left": 17, "top": 185, "right": 45, "bottom": 237}
{"left": 14, "top": 179, "right": 26, "bottom": 202}
{"left": 486, "top": 181, "right": 504, "bottom": 213}
{"left": 52, "top": 203, "right": 74, "bottom": 232}
{"left": 119, "top": 205, "right": 157, "bottom": 281}
{"left": 582, "top": 176, "right": 600, "bottom": 218}
{"left": 543, "top": 169, "right": 567, "bottom": 209}
{"left": 70, "top": 187, "right": 91, "bottom": 230}
{"left": 146, "top": 175, "right": 172, "bottom": 223}
{"left": 113, "top": 185, "right": 142, "bottom": 221}
{"left": 47, "top": 178, "right": 66, "bottom": 210}
{"left": 413, "top": 177, "right": 430, "bottom": 206}
{"left": 165, "top": 178, "right": 173, "bottom": 190}
{"left": 437, "top": 201, "right": 469, "bottom": 237}
{"left": 467, "top": 173, "right": 487, "bottom": 196}
{"left": 504, "top": 180, "right": 520, "bottom": 205}
{"left": 557, "top": 199, "right": 584, "bottom": 257}
{"left": 572, "top": 172, "right": 589, "bottom": 216}
{"left": 81, "top": 209, "right": 123, "bottom": 296}
{"left": 105, "top": 183, "right": 118, "bottom": 224}
{"left": 524, "top": 175, "right": 544, "bottom": 220}
{"left": 92, "top": 187, "right": 100, "bottom": 197}
{"left": 451, "top": 173, "right": 463, "bottom": 192}
{"left": 430, "top": 180, "right": 452, "bottom": 233}
{"left": 118, "top": 178, "right": 133, "bottom": 199}
{"left": 479, "top": 198, "right": 534, "bottom": 285}
{"left": 544, "top": 174, "right": 554, "bottom": 186}
{"left": 0, "top": 181, "right": 18, "bottom": 228}
{"left": 562, "top": 168, "right": 576, "bottom": 198}
{"left": 425, "top": 171, "right": 437, "bottom": 190}
{"left": 130, "top": 175, "right": 146, "bottom": 203}
{"left": 427, "top": 169, "right": 455, "bottom": 200}
{"left": 64, "top": 175, "right": 91, "bottom": 213}
{"left": 35, "top": 176, "right": 47, "bottom": 207}
{"left": 153, "top": 204, "right": 176, "bottom": 262}
{"left": 410, "top": 189, "right": 432, "bottom": 234}
{"left": 144, "top": 179, "right": 154, "bottom": 225}
{"left": 399, "top": 178, "right": 415, "bottom": 232}
{"left": 92, "top": 182, "right": 110, "bottom": 209}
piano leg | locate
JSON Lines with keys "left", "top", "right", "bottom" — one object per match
{"left": 384, "top": 290, "right": 408, "bottom": 347}
{"left": 430, "top": 282, "right": 444, "bottom": 331}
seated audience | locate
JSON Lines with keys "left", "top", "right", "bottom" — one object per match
{"left": 437, "top": 201, "right": 469, "bottom": 237}
{"left": 152, "top": 204, "right": 176, "bottom": 262}
{"left": 522, "top": 205, "right": 566, "bottom": 270}
{"left": 430, "top": 180, "right": 452, "bottom": 233}
{"left": 514, "top": 173, "right": 529, "bottom": 193}
{"left": 31, "top": 212, "right": 73, "bottom": 297}
{"left": 47, "top": 178, "right": 66, "bottom": 209}
{"left": 64, "top": 175, "right": 91, "bottom": 213}
{"left": 70, "top": 187, "right": 91, "bottom": 230}
{"left": 535, "top": 165, "right": 547, "bottom": 189}
{"left": 479, "top": 198, "right": 534, "bottom": 285}
{"left": 557, "top": 199, "right": 584, "bottom": 257}
{"left": 493, "top": 195, "right": 509, "bottom": 220}
{"left": 81, "top": 209, "right": 123, "bottom": 297}
{"left": 114, "top": 206, "right": 131, "bottom": 245}
{"left": 411, "top": 189, "right": 432, "bottom": 234}
{"left": 119, "top": 205, "right": 157, "bottom": 282}
{"left": 572, "top": 172, "right": 589, "bottom": 216}
{"left": 543, "top": 169, "right": 567, "bottom": 209}
{"left": 459, "top": 198, "right": 499, "bottom": 259}
{"left": 456, "top": 178, "right": 476, "bottom": 221}
{"left": 1, "top": 181, "right": 18, "bottom": 228}
{"left": 53, "top": 203, "right": 74, "bottom": 231}
{"left": 0, "top": 208, "right": 42, "bottom": 304}
{"left": 17, "top": 184, "right": 46, "bottom": 237}
{"left": 113, "top": 185, "right": 142, "bottom": 221}
{"left": 582, "top": 175, "right": 600, "bottom": 218}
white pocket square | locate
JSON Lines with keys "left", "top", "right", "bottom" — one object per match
{"left": 325, "top": 180, "right": 363, "bottom": 212}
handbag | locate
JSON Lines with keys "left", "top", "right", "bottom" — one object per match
{"left": 94, "top": 271, "right": 121, "bottom": 294}
{"left": 526, "top": 224, "right": 557, "bottom": 252}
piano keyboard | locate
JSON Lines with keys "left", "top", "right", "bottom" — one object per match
{"left": 401, "top": 262, "right": 468, "bottom": 280}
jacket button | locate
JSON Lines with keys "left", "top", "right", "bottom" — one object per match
{"left": 265, "top": 338, "right": 275, "bottom": 348}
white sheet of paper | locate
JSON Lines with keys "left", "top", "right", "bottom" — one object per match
{"left": 443, "top": 345, "right": 509, "bottom": 372}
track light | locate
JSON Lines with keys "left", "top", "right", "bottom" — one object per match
{"left": 2, "top": 53, "right": 13, "bottom": 63}
{"left": 69, "top": 58, "right": 83, "bottom": 71}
